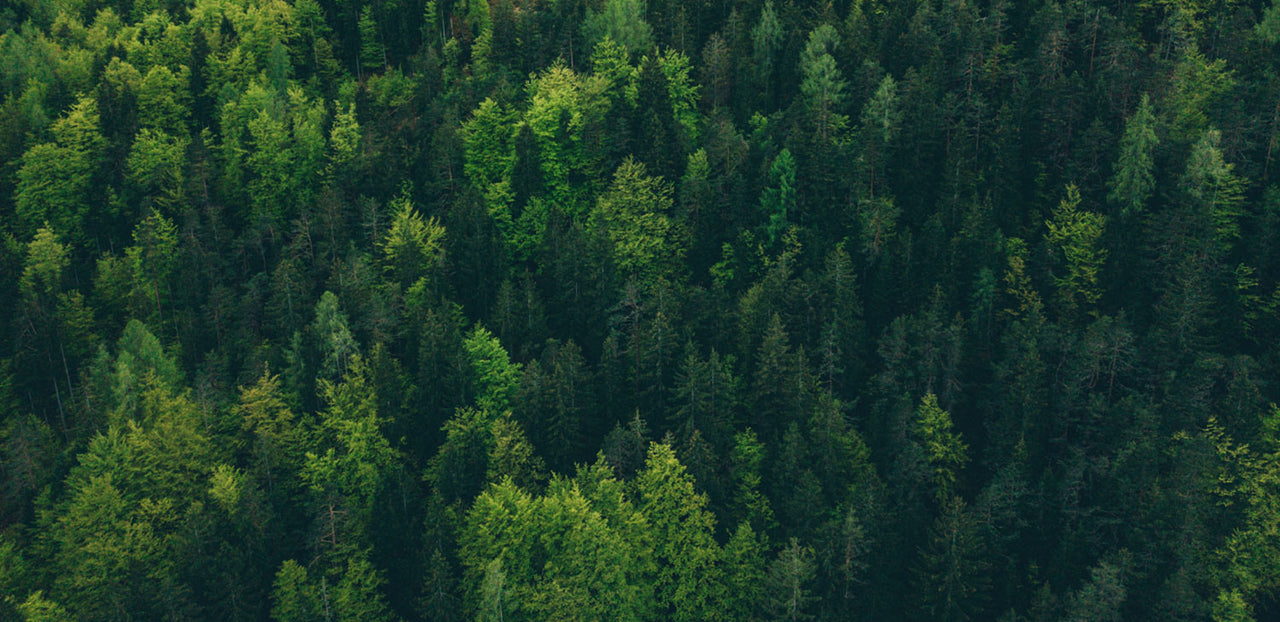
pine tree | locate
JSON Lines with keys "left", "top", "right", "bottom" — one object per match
{"left": 1044, "top": 185, "right": 1107, "bottom": 320}
{"left": 359, "top": 6, "right": 385, "bottom": 76}
{"left": 914, "top": 496, "right": 989, "bottom": 622}
{"left": 1107, "top": 94, "right": 1159, "bottom": 216}
{"left": 635, "top": 442, "right": 724, "bottom": 621}
{"left": 765, "top": 538, "right": 818, "bottom": 621}
{"left": 759, "top": 149, "right": 796, "bottom": 247}
{"left": 911, "top": 394, "right": 969, "bottom": 504}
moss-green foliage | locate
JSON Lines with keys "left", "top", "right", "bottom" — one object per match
{"left": 5, "top": 0, "right": 1280, "bottom": 620}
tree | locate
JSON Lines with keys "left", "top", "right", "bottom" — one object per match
{"left": 464, "top": 325, "right": 522, "bottom": 414}
{"left": 136, "top": 65, "right": 190, "bottom": 134}
{"left": 329, "top": 102, "right": 362, "bottom": 175}
{"left": 14, "top": 591, "right": 72, "bottom": 622}
{"left": 1, "top": 414, "right": 57, "bottom": 520}
{"left": 751, "top": 1, "right": 783, "bottom": 110}
{"left": 582, "top": 0, "right": 653, "bottom": 56}
{"left": 727, "top": 428, "right": 774, "bottom": 535}
{"left": 1108, "top": 94, "right": 1159, "bottom": 216}
{"left": 912, "top": 394, "right": 968, "bottom": 504}
{"left": 302, "top": 356, "right": 400, "bottom": 545}
{"left": 857, "top": 74, "right": 902, "bottom": 202}
{"left": 672, "top": 348, "right": 739, "bottom": 451}
{"left": 656, "top": 49, "right": 699, "bottom": 145}
{"left": 765, "top": 538, "right": 817, "bottom": 621}
{"left": 271, "top": 561, "right": 319, "bottom": 622}
{"left": 125, "top": 128, "right": 188, "bottom": 213}
{"left": 516, "top": 339, "right": 593, "bottom": 470}
{"left": 590, "top": 158, "right": 686, "bottom": 288}
{"left": 380, "top": 192, "right": 446, "bottom": 288}
{"left": 359, "top": 6, "right": 385, "bottom": 76}
{"left": 759, "top": 149, "right": 796, "bottom": 246}
{"left": 236, "top": 370, "right": 302, "bottom": 500}
{"left": 14, "top": 97, "right": 103, "bottom": 240}
{"left": 1044, "top": 185, "right": 1107, "bottom": 320}
{"left": 633, "top": 55, "right": 685, "bottom": 182}
{"left": 19, "top": 226, "right": 68, "bottom": 303}
{"left": 427, "top": 406, "right": 543, "bottom": 505}
{"left": 799, "top": 25, "right": 849, "bottom": 143}
{"left": 720, "top": 524, "right": 767, "bottom": 620}
{"left": 1062, "top": 556, "right": 1128, "bottom": 622}
{"left": 635, "top": 442, "right": 724, "bottom": 621}
{"left": 124, "top": 209, "right": 179, "bottom": 327}
{"left": 333, "top": 555, "right": 398, "bottom": 622}
{"left": 462, "top": 98, "right": 517, "bottom": 240}
{"left": 1164, "top": 46, "right": 1234, "bottom": 144}
{"left": 1181, "top": 129, "right": 1245, "bottom": 254}
{"left": 914, "top": 496, "right": 989, "bottom": 622}
{"left": 748, "top": 315, "right": 811, "bottom": 441}
{"left": 102, "top": 319, "right": 183, "bottom": 421}
{"left": 312, "top": 291, "right": 360, "bottom": 382}
{"left": 460, "top": 476, "right": 645, "bottom": 621}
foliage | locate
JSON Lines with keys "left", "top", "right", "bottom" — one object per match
{"left": 3, "top": 2, "right": 1280, "bottom": 621}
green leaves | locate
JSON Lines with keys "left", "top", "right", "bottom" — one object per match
{"left": 1108, "top": 94, "right": 1159, "bottom": 216}
{"left": 270, "top": 560, "right": 319, "bottom": 622}
{"left": 125, "top": 128, "right": 188, "bottom": 210}
{"left": 303, "top": 356, "right": 399, "bottom": 529}
{"left": 1165, "top": 47, "right": 1234, "bottom": 144}
{"left": 463, "top": 98, "right": 517, "bottom": 193}
{"left": 14, "top": 97, "right": 102, "bottom": 240}
{"left": 636, "top": 442, "right": 723, "bottom": 621}
{"left": 1182, "top": 129, "right": 1245, "bottom": 253}
{"left": 912, "top": 394, "right": 968, "bottom": 504}
{"left": 312, "top": 291, "right": 359, "bottom": 381}
{"left": 591, "top": 158, "right": 686, "bottom": 288}
{"left": 19, "top": 226, "right": 68, "bottom": 302}
{"left": 271, "top": 554, "right": 399, "bottom": 622}
{"left": 464, "top": 325, "right": 522, "bottom": 413}
{"left": 124, "top": 209, "right": 179, "bottom": 326}
{"left": 765, "top": 538, "right": 817, "bottom": 622}
{"left": 799, "top": 25, "right": 849, "bottom": 143}
{"left": 759, "top": 149, "right": 796, "bottom": 246}
{"left": 381, "top": 192, "right": 446, "bottom": 287}
{"left": 1044, "top": 184, "right": 1107, "bottom": 319}
{"left": 582, "top": 0, "right": 654, "bottom": 56}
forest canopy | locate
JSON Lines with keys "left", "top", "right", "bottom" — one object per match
{"left": 3, "top": 0, "right": 1280, "bottom": 620}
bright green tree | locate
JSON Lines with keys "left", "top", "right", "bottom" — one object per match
{"left": 270, "top": 560, "right": 319, "bottom": 622}
{"left": 635, "top": 442, "right": 724, "bottom": 621}
{"left": 1182, "top": 129, "right": 1245, "bottom": 253}
{"left": 590, "top": 158, "right": 686, "bottom": 288}
{"left": 14, "top": 97, "right": 103, "bottom": 239}
{"left": 15, "top": 591, "right": 72, "bottom": 622}
{"left": 912, "top": 394, "right": 968, "bottom": 504}
{"left": 358, "top": 6, "right": 384, "bottom": 75}
{"left": 463, "top": 325, "right": 522, "bottom": 413}
{"left": 303, "top": 356, "right": 400, "bottom": 544}
{"left": 380, "top": 192, "right": 446, "bottom": 287}
{"left": 312, "top": 291, "right": 359, "bottom": 381}
{"left": 1044, "top": 184, "right": 1107, "bottom": 319}
{"left": 582, "top": 0, "right": 653, "bottom": 55}
{"left": 124, "top": 209, "right": 179, "bottom": 326}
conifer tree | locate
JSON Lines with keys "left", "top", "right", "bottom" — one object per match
{"left": 1108, "top": 94, "right": 1159, "bottom": 216}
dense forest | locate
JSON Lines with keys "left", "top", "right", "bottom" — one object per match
{"left": 3, "top": 0, "right": 1280, "bottom": 619}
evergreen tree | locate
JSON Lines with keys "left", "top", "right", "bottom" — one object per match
{"left": 1107, "top": 94, "right": 1159, "bottom": 217}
